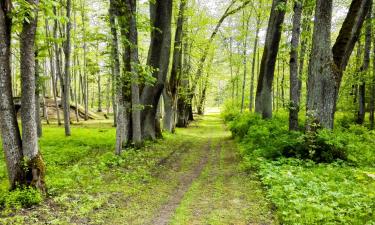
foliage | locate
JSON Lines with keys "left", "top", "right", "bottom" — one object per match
{"left": 223, "top": 106, "right": 375, "bottom": 224}
{"left": 0, "top": 187, "right": 42, "bottom": 212}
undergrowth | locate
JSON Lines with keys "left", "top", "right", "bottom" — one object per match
{"left": 222, "top": 102, "right": 375, "bottom": 224}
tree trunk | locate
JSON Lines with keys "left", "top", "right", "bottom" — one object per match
{"left": 289, "top": 1, "right": 303, "bottom": 131}
{"left": 249, "top": 16, "right": 260, "bottom": 112}
{"left": 35, "top": 51, "right": 42, "bottom": 137}
{"left": 127, "top": 0, "right": 142, "bottom": 147}
{"left": 255, "top": 0, "right": 287, "bottom": 119}
{"left": 357, "top": 2, "right": 372, "bottom": 124}
{"left": 307, "top": 0, "right": 371, "bottom": 130}
{"left": 20, "top": 0, "right": 46, "bottom": 191}
{"left": 241, "top": 12, "right": 250, "bottom": 113}
{"left": 81, "top": 1, "right": 89, "bottom": 121}
{"left": 62, "top": 0, "right": 72, "bottom": 136}
{"left": 140, "top": 0, "right": 172, "bottom": 140}
{"left": 109, "top": 0, "right": 120, "bottom": 129}
{"left": 371, "top": 6, "right": 375, "bottom": 129}
{"left": 163, "top": 0, "right": 185, "bottom": 132}
{"left": 0, "top": 1, "right": 26, "bottom": 189}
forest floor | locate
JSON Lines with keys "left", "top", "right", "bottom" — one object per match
{"left": 0, "top": 114, "right": 276, "bottom": 225}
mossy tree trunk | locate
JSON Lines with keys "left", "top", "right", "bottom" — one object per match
{"left": 20, "top": 0, "right": 46, "bottom": 192}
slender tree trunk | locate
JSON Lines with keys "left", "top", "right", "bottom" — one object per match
{"left": 109, "top": 0, "right": 120, "bottom": 130}
{"left": 63, "top": 0, "right": 72, "bottom": 136}
{"left": 371, "top": 6, "right": 375, "bottom": 129}
{"left": 20, "top": 0, "right": 46, "bottom": 191}
{"left": 0, "top": 1, "right": 26, "bottom": 189}
{"left": 73, "top": 7, "right": 79, "bottom": 122}
{"left": 289, "top": 1, "right": 303, "bottom": 131}
{"left": 255, "top": 0, "right": 287, "bottom": 118}
{"left": 35, "top": 51, "right": 42, "bottom": 137}
{"left": 241, "top": 12, "right": 250, "bottom": 113}
{"left": 46, "top": 20, "right": 61, "bottom": 125}
{"left": 357, "top": 2, "right": 372, "bottom": 124}
{"left": 249, "top": 16, "right": 260, "bottom": 112}
{"left": 127, "top": 0, "right": 142, "bottom": 147}
{"left": 81, "top": 0, "right": 89, "bottom": 121}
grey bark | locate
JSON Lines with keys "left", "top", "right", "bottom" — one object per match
{"left": 163, "top": 0, "right": 185, "bottom": 132}
{"left": 127, "top": 0, "right": 142, "bottom": 147}
{"left": 20, "top": 0, "right": 46, "bottom": 191}
{"left": 249, "top": 16, "right": 260, "bottom": 112}
{"left": 140, "top": 0, "right": 172, "bottom": 140}
{"left": 35, "top": 51, "right": 42, "bottom": 137}
{"left": 63, "top": 0, "right": 72, "bottom": 136}
{"left": 289, "top": 1, "right": 303, "bottom": 131}
{"left": 240, "top": 12, "right": 250, "bottom": 113}
{"left": 307, "top": 0, "right": 371, "bottom": 130}
{"left": 109, "top": 0, "right": 120, "bottom": 130}
{"left": 0, "top": 1, "right": 25, "bottom": 189}
{"left": 255, "top": 0, "right": 287, "bottom": 119}
{"left": 357, "top": 2, "right": 372, "bottom": 124}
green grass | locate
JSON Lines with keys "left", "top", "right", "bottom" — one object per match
{"left": 0, "top": 121, "right": 199, "bottom": 224}
{"left": 0, "top": 115, "right": 273, "bottom": 224}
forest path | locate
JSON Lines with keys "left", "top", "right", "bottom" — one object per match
{"left": 149, "top": 114, "right": 275, "bottom": 225}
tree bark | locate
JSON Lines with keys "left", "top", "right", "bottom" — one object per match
{"left": 289, "top": 1, "right": 303, "bottom": 131}
{"left": 0, "top": 1, "right": 26, "bottom": 189}
{"left": 140, "top": 0, "right": 172, "bottom": 140}
{"left": 357, "top": 2, "right": 372, "bottom": 124}
{"left": 255, "top": 0, "right": 287, "bottom": 119}
{"left": 249, "top": 16, "right": 260, "bottom": 112}
{"left": 20, "top": 0, "right": 46, "bottom": 191}
{"left": 62, "top": 0, "right": 72, "bottom": 136}
{"left": 163, "top": 0, "right": 185, "bottom": 133}
{"left": 307, "top": 0, "right": 371, "bottom": 130}
{"left": 127, "top": 0, "right": 142, "bottom": 147}
{"left": 35, "top": 51, "right": 42, "bottom": 137}
{"left": 241, "top": 12, "right": 250, "bottom": 113}
{"left": 109, "top": 0, "right": 120, "bottom": 130}
{"left": 371, "top": 5, "right": 375, "bottom": 129}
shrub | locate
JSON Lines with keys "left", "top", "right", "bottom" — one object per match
{"left": 0, "top": 187, "right": 42, "bottom": 211}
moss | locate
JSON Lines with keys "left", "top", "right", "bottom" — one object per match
{"left": 25, "top": 153, "right": 46, "bottom": 193}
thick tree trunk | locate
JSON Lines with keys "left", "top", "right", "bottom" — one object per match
{"left": 306, "top": 0, "right": 335, "bottom": 130}
{"left": 289, "top": 1, "right": 303, "bottom": 131}
{"left": 163, "top": 0, "right": 185, "bottom": 133}
{"left": 307, "top": 0, "right": 371, "bottom": 130}
{"left": 141, "top": 0, "right": 172, "bottom": 140}
{"left": 20, "top": 0, "right": 46, "bottom": 191}
{"left": 0, "top": 2, "right": 26, "bottom": 189}
{"left": 255, "top": 0, "right": 287, "bottom": 119}
{"left": 249, "top": 16, "right": 260, "bottom": 112}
